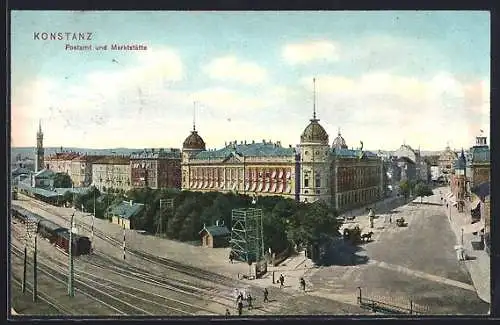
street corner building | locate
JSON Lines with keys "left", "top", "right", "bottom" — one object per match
{"left": 130, "top": 148, "right": 182, "bottom": 189}
{"left": 180, "top": 109, "right": 385, "bottom": 213}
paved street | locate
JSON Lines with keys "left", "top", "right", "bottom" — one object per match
{"left": 306, "top": 192, "right": 489, "bottom": 315}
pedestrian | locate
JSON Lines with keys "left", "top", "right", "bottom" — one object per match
{"left": 279, "top": 274, "right": 285, "bottom": 288}
{"left": 238, "top": 291, "right": 244, "bottom": 304}
{"left": 225, "top": 309, "right": 231, "bottom": 317}
{"left": 238, "top": 301, "right": 243, "bottom": 316}
{"left": 300, "top": 277, "right": 306, "bottom": 291}
{"left": 247, "top": 293, "right": 253, "bottom": 309}
{"left": 263, "top": 288, "right": 269, "bottom": 302}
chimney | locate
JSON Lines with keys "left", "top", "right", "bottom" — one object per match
{"left": 129, "top": 200, "right": 133, "bottom": 206}
{"left": 244, "top": 140, "right": 247, "bottom": 145}
{"left": 263, "top": 139, "right": 266, "bottom": 144}
{"left": 252, "top": 140, "right": 255, "bottom": 144}
{"left": 240, "top": 141, "right": 243, "bottom": 145}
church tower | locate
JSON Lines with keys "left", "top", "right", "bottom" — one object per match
{"left": 298, "top": 78, "right": 331, "bottom": 204}
{"left": 35, "top": 120, "right": 45, "bottom": 173}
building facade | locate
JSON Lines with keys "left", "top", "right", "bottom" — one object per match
{"left": 450, "top": 150, "right": 467, "bottom": 212}
{"left": 35, "top": 121, "right": 45, "bottom": 173}
{"left": 91, "top": 156, "right": 131, "bottom": 193}
{"left": 130, "top": 148, "right": 182, "bottom": 189}
{"left": 70, "top": 155, "right": 105, "bottom": 187}
{"left": 181, "top": 108, "right": 384, "bottom": 212}
{"left": 45, "top": 152, "right": 81, "bottom": 175}
{"left": 469, "top": 135, "right": 490, "bottom": 189}
{"left": 438, "top": 145, "right": 458, "bottom": 184}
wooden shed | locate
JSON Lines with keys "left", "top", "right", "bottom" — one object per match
{"left": 199, "top": 221, "right": 231, "bottom": 248}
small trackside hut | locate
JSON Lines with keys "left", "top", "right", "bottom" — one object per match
{"left": 199, "top": 221, "right": 231, "bottom": 248}
{"left": 109, "top": 200, "right": 145, "bottom": 230}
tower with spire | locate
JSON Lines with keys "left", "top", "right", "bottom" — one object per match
{"left": 298, "top": 78, "right": 331, "bottom": 204}
{"left": 35, "top": 120, "right": 45, "bottom": 173}
{"left": 181, "top": 101, "right": 207, "bottom": 189}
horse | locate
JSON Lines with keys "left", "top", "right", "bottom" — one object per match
{"left": 361, "top": 231, "right": 374, "bottom": 242}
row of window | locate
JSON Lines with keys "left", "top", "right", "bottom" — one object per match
{"left": 338, "top": 188, "right": 379, "bottom": 206}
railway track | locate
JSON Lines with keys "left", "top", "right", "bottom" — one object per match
{"left": 15, "top": 199, "right": 238, "bottom": 287}
{"left": 10, "top": 244, "right": 132, "bottom": 315}
{"left": 10, "top": 233, "right": 220, "bottom": 316}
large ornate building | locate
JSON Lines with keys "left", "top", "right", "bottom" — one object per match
{"left": 181, "top": 85, "right": 384, "bottom": 212}
{"left": 130, "top": 148, "right": 182, "bottom": 189}
{"left": 70, "top": 155, "right": 106, "bottom": 187}
{"left": 45, "top": 152, "right": 81, "bottom": 175}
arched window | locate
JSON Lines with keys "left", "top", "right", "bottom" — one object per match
{"left": 315, "top": 172, "right": 321, "bottom": 188}
{"left": 304, "top": 173, "right": 310, "bottom": 188}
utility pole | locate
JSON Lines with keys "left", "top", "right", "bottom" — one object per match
{"left": 22, "top": 224, "right": 27, "bottom": 293}
{"left": 33, "top": 233, "right": 37, "bottom": 302}
{"left": 123, "top": 223, "right": 126, "bottom": 260}
{"left": 91, "top": 189, "right": 95, "bottom": 251}
{"left": 68, "top": 212, "right": 75, "bottom": 297}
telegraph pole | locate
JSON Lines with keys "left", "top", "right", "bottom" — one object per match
{"left": 32, "top": 233, "right": 38, "bottom": 302}
{"left": 22, "top": 226, "right": 27, "bottom": 293}
{"left": 91, "top": 189, "right": 95, "bottom": 250}
{"left": 68, "top": 212, "right": 75, "bottom": 297}
{"left": 123, "top": 223, "right": 126, "bottom": 260}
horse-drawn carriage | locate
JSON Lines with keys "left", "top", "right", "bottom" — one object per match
{"left": 396, "top": 217, "right": 407, "bottom": 227}
{"left": 343, "top": 225, "right": 374, "bottom": 244}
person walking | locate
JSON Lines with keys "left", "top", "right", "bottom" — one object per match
{"left": 247, "top": 293, "right": 253, "bottom": 309}
{"left": 263, "top": 288, "right": 269, "bottom": 303}
{"left": 300, "top": 277, "right": 306, "bottom": 292}
{"left": 225, "top": 309, "right": 231, "bottom": 317}
{"left": 237, "top": 301, "right": 243, "bottom": 316}
{"left": 279, "top": 274, "right": 285, "bottom": 288}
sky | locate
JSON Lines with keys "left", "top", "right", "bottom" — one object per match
{"left": 11, "top": 11, "right": 490, "bottom": 151}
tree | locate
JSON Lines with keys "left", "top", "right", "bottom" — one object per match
{"left": 53, "top": 172, "right": 73, "bottom": 188}
{"left": 414, "top": 182, "right": 433, "bottom": 203}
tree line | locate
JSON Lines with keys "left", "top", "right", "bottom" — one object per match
{"left": 71, "top": 187, "right": 342, "bottom": 256}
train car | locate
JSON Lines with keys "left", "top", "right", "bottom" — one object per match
{"left": 54, "top": 230, "right": 92, "bottom": 256}
{"left": 11, "top": 205, "right": 41, "bottom": 226}
{"left": 38, "top": 219, "right": 66, "bottom": 244}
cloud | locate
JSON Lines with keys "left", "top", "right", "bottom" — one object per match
{"left": 282, "top": 40, "right": 339, "bottom": 65}
{"left": 298, "top": 72, "right": 490, "bottom": 150}
{"left": 203, "top": 56, "right": 268, "bottom": 84}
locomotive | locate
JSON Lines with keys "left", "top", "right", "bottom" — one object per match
{"left": 11, "top": 205, "right": 92, "bottom": 256}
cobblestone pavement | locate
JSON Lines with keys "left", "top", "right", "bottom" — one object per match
{"left": 307, "top": 192, "right": 489, "bottom": 315}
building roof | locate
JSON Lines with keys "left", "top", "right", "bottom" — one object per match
{"left": 46, "top": 152, "right": 81, "bottom": 161}
{"left": 130, "top": 148, "right": 181, "bottom": 159}
{"left": 12, "top": 167, "right": 31, "bottom": 176}
{"left": 109, "top": 201, "right": 145, "bottom": 219}
{"left": 72, "top": 155, "right": 106, "bottom": 162}
{"left": 93, "top": 156, "right": 130, "bottom": 165}
{"left": 453, "top": 150, "right": 467, "bottom": 169}
{"left": 471, "top": 146, "right": 490, "bottom": 163}
{"left": 53, "top": 187, "right": 92, "bottom": 195}
{"left": 300, "top": 119, "right": 329, "bottom": 144}
{"left": 194, "top": 142, "right": 296, "bottom": 160}
{"left": 38, "top": 219, "right": 66, "bottom": 232}
{"left": 17, "top": 182, "right": 61, "bottom": 198}
{"left": 183, "top": 130, "right": 206, "bottom": 150}
{"left": 332, "top": 131, "right": 348, "bottom": 150}
{"left": 396, "top": 156, "right": 416, "bottom": 165}
{"left": 199, "top": 225, "right": 231, "bottom": 237}
{"left": 332, "top": 148, "right": 379, "bottom": 159}
{"left": 34, "top": 168, "right": 55, "bottom": 178}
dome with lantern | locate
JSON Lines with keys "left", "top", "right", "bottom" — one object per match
{"left": 332, "top": 129, "right": 348, "bottom": 150}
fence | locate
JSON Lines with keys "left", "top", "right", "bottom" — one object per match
{"left": 356, "top": 287, "right": 430, "bottom": 315}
